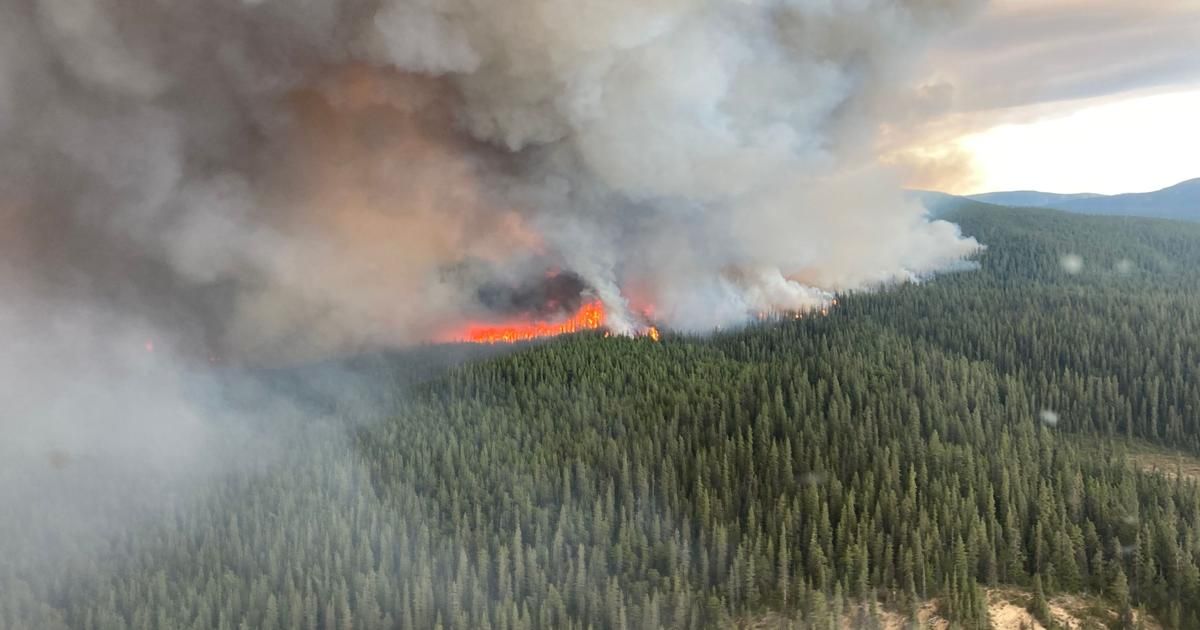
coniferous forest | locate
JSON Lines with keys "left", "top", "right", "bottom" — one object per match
{"left": 7, "top": 200, "right": 1200, "bottom": 629}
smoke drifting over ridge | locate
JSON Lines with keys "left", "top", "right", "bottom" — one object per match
{"left": 1, "top": 0, "right": 983, "bottom": 361}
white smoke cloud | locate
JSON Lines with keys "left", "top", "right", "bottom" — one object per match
{"left": 1, "top": 0, "right": 983, "bottom": 359}
{"left": 426, "top": 0, "right": 984, "bottom": 331}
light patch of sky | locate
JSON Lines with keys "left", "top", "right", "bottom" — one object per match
{"left": 957, "top": 88, "right": 1200, "bottom": 195}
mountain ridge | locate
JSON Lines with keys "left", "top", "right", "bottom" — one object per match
{"left": 960, "top": 177, "right": 1200, "bottom": 221}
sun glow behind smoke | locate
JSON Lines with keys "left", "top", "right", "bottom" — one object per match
{"left": 957, "top": 89, "right": 1200, "bottom": 195}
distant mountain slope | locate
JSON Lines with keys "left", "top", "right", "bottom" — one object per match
{"left": 967, "top": 190, "right": 1104, "bottom": 207}
{"left": 1055, "top": 177, "right": 1200, "bottom": 220}
{"left": 964, "top": 177, "right": 1200, "bottom": 221}
{"left": 906, "top": 189, "right": 969, "bottom": 218}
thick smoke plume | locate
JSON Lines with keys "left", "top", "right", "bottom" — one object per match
{"left": 1, "top": 0, "right": 982, "bottom": 362}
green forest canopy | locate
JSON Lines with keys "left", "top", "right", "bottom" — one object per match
{"left": 5, "top": 201, "right": 1200, "bottom": 629}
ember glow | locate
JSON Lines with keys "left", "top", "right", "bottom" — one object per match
{"left": 447, "top": 301, "right": 607, "bottom": 344}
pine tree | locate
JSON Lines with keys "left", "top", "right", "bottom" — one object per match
{"left": 1030, "top": 574, "right": 1053, "bottom": 629}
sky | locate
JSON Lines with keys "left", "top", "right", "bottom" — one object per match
{"left": 898, "top": 0, "right": 1200, "bottom": 195}
{"left": 957, "top": 89, "right": 1200, "bottom": 195}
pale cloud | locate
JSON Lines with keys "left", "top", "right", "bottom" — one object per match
{"left": 933, "top": 0, "right": 1200, "bottom": 112}
{"left": 889, "top": 0, "right": 1200, "bottom": 193}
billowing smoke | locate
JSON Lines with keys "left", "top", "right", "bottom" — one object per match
{"left": 1, "top": 0, "right": 983, "bottom": 362}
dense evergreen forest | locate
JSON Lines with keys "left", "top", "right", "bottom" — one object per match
{"left": 6, "top": 201, "right": 1200, "bottom": 629}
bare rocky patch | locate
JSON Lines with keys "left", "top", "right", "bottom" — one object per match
{"left": 736, "top": 588, "right": 1161, "bottom": 629}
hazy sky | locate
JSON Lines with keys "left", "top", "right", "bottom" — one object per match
{"left": 958, "top": 89, "right": 1200, "bottom": 195}
{"left": 904, "top": 0, "right": 1200, "bottom": 194}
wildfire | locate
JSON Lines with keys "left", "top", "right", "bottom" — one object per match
{"left": 449, "top": 301, "right": 607, "bottom": 344}
{"left": 438, "top": 292, "right": 840, "bottom": 345}
{"left": 441, "top": 300, "right": 666, "bottom": 344}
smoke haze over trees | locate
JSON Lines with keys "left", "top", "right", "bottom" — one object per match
{"left": 5, "top": 199, "right": 1200, "bottom": 629}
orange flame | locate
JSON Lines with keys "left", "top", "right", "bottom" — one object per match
{"left": 438, "top": 297, "right": 668, "bottom": 345}
{"left": 447, "top": 301, "right": 607, "bottom": 344}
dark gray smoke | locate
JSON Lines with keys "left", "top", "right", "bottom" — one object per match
{"left": 475, "top": 270, "right": 589, "bottom": 318}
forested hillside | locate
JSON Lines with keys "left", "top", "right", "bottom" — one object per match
{"left": 6, "top": 203, "right": 1200, "bottom": 629}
